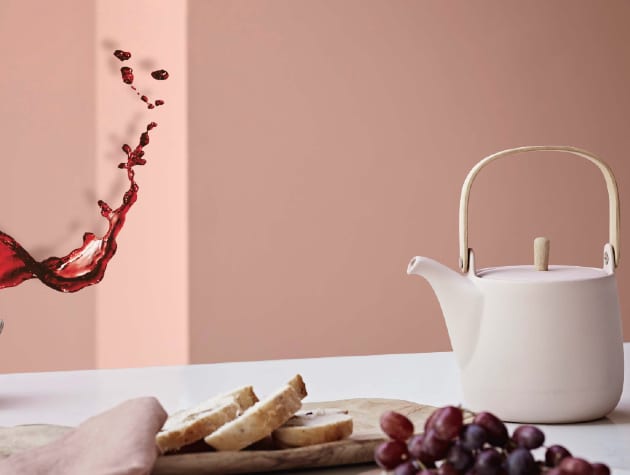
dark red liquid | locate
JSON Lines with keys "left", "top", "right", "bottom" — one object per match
{"left": 120, "top": 66, "right": 134, "bottom": 85}
{"left": 151, "top": 69, "right": 169, "bottom": 80}
{"left": 113, "top": 50, "right": 131, "bottom": 61}
{"left": 124, "top": 67, "right": 169, "bottom": 109}
{"left": 0, "top": 52, "right": 167, "bottom": 293}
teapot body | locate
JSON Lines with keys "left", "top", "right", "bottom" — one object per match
{"left": 460, "top": 268, "right": 624, "bottom": 423}
{"left": 409, "top": 145, "right": 626, "bottom": 422}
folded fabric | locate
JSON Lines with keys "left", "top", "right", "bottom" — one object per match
{"left": 0, "top": 397, "right": 167, "bottom": 475}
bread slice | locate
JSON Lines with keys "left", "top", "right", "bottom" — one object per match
{"left": 156, "top": 385, "right": 258, "bottom": 453}
{"left": 272, "top": 408, "right": 353, "bottom": 447}
{"left": 203, "top": 374, "right": 308, "bottom": 451}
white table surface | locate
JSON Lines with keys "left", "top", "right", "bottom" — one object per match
{"left": 1, "top": 344, "right": 629, "bottom": 474}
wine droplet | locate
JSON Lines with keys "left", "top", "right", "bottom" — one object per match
{"left": 140, "top": 132, "right": 150, "bottom": 147}
{"left": 120, "top": 66, "right": 134, "bottom": 84}
{"left": 113, "top": 50, "right": 131, "bottom": 61}
{"left": 151, "top": 69, "right": 169, "bottom": 80}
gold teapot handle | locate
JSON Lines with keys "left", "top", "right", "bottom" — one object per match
{"left": 459, "top": 145, "right": 620, "bottom": 272}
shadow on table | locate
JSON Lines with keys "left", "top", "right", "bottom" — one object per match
{"left": 527, "top": 407, "right": 630, "bottom": 429}
{"left": 272, "top": 464, "right": 377, "bottom": 475}
{"left": 579, "top": 408, "right": 630, "bottom": 426}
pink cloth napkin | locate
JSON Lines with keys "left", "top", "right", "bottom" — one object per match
{"left": 0, "top": 397, "right": 167, "bottom": 475}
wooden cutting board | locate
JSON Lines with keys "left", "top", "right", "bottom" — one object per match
{"left": 0, "top": 398, "right": 435, "bottom": 474}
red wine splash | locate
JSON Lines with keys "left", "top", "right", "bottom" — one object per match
{"left": 120, "top": 66, "right": 134, "bottom": 85}
{"left": 151, "top": 69, "right": 169, "bottom": 80}
{"left": 113, "top": 50, "right": 131, "bottom": 61}
{"left": 0, "top": 52, "right": 169, "bottom": 293}
{"left": 121, "top": 66, "right": 166, "bottom": 109}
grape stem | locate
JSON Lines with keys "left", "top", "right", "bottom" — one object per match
{"left": 459, "top": 406, "right": 477, "bottom": 421}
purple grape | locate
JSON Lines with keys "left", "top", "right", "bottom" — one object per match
{"left": 447, "top": 443, "right": 475, "bottom": 472}
{"left": 439, "top": 462, "right": 460, "bottom": 475}
{"left": 473, "top": 412, "right": 509, "bottom": 447}
{"left": 475, "top": 448, "right": 504, "bottom": 475}
{"left": 375, "top": 440, "right": 409, "bottom": 469}
{"left": 425, "top": 409, "right": 439, "bottom": 432}
{"left": 559, "top": 457, "right": 594, "bottom": 475}
{"left": 380, "top": 410, "right": 415, "bottom": 441}
{"left": 512, "top": 425, "right": 545, "bottom": 450}
{"left": 394, "top": 461, "right": 419, "bottom": 475}
{"left": 506, "top": 447, "right": 538, "bottom": 475}
{"left": 408, "top": 434, "right": 426, "bottom": 458}
{"left": 547, "top": 469, "right": 569, "bottom": 475}
{"left": 545, "top": 445, "right": 572, "bottom": 467}
{"left": 409, "top": 434, "right": 436, "bottom": 466}
{"left": 591, "top": 464, "right": 611, "bottom": 475}
{"left": 422, "top": 428, "right": 452, "bottom": 460}
{"left": 432, "top": 406, "right": 464, "bottom": 440}
{"left": 460, "top": 423, "right": 488, "bottom": 450}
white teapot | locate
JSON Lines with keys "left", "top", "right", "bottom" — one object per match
{"left": 407, "top": 146, "right": 624, "bottom": 423}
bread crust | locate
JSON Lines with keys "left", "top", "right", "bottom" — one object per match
{"left": 156, "top": 386, "right": 258, "bottom": 453}
{"left": 287, "top": 374, "right": 307, "bottom": 399}
{"left": 204, "top": 375, "right": 308, "bottom": 451}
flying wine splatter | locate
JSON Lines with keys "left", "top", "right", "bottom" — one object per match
{"left": 113, "top": 49, "right": 131, "bottom": 61}
{"left": 151, "top": 69, "right": 169, "bottom": 80}
{"left": 0, "top": 51, "right": 169, "bottom": 293}
{"left": 115, "top": 50, "right": 165, "bottom": 109}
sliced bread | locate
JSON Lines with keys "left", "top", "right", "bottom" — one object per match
{"left": 272, "top": 408, "right": 353, "bottom": 447}
{"left": 156, "top": 385, "right": 258, "bottom": 453}
{"left": 203, "top": 374, "right": 308, "bottom": 451}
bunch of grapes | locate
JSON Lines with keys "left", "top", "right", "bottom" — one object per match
{"left": 374, "top": 406, "right": 610, "bottom": 475}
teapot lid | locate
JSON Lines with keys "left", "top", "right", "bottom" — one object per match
{"left": 476, "top": 265, "right": 609, "bottom": 282}
{"left": 469, "top": 238, "right": 615, "bottom": 282}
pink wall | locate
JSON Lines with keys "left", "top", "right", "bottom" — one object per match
{"left": 188, "top": 0, "right": 630, "bottom": 363}
{"left": 1, "top": 1, "right": 629, "bottom": 373}
{"left": 0, "top": 0, "right": 189, "bottom": 373}
{"left": 94, "top": 0, "right": 189, "bottom": 369}
{"left": 0, "top": 0, "right": 97, "bottom": 372}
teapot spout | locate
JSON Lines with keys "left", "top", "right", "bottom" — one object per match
{"left": 407, "top": 256, "right": 482, "bottom": 368}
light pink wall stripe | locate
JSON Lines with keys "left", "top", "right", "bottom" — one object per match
{"left": 95, "top": 0, "right": 189, "bottom": 368}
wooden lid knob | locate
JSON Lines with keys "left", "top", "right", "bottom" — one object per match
{"left": 534, "top": 237, "right": 550, "bottom": 271}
